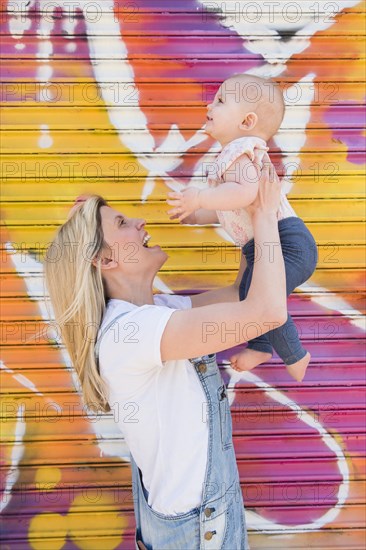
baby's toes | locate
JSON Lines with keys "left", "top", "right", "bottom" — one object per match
{"left": 230, "top": 355, "right": 241, "bottom": 371}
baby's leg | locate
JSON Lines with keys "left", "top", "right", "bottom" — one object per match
{"left": 264, "top": 313, "right": 310, "bottom": 382}
{"left": 239, "top": 290, "right": 309, "bottom": 380}
{"left": 239, "top": 219, "right": 317, "bottom": 380}
{"left": 269, "top": 218, "right": 317, "bottom": 380}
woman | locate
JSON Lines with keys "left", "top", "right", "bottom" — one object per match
{"left": 44, "top": 161, "right": 287, "bottom": 549}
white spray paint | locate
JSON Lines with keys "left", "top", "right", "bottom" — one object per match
{"left": 225, "top": 366, "right": 350, "bottom": 532}
{"left": 61, "top": 0, "right": 209, "bottom": 199}
{"left": 299, "top": 281, "right": 366, "bottom": 331}
{"left": 198, "top": 0, "right": 362, "bottom": 63}
{"left": 0, "top": 398, "right": 26, "bottom": 513}
{"left": 38, "top": 123, "right": 53, "bottom": 148}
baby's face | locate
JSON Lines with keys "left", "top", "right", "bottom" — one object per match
{"left": 205, "top": 80, "right": 255, "bottom": 145}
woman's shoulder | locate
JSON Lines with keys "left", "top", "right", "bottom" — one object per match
{"left": 98, "top": 299, "right": 136, "bottom": 337}
{"left": 153, "top": 293, "right": 192, "bottom": 310}
{"left": 97, "top": 295, "right": 191, "bottom": 370}
{"left": 99, "top": 294, "right": 191, "bottom": 332}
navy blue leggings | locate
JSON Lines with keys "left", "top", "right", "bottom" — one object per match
{"left": 239, "top": 217, "right": 318, "bottom": 365}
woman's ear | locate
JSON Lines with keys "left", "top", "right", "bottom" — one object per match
{"left": 240, "top": 112, "right": 258, "bottom": 131}
{"left": 92, "top": 255, "right": 118, "bottom": 270}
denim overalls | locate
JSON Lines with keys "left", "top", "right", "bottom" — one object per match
{"left": 95, "top": 314, "right": 248, "bottom": 550}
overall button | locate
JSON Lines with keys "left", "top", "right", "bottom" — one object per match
{"left": 204, "top": 507, "right": 215, "bottom": 518}
{"left": 204, "top": 531, "right": 216, "bottom": 541}
{"left": 197, "top": 362, "right": 207, "bottom": 374}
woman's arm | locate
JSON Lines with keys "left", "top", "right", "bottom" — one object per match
{"left": 190, "top": 253, "right": 247, "bottom": 307}
{"left": 161, "top": 159, "right": 287, "bottom": 361}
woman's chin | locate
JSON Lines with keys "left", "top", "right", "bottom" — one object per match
{"left": 154, "top": 248, "right": 169, "bottom": 267}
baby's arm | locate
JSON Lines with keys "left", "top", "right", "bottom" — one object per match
{"left": 167, "top": 154, "right": 259, "bottom": 222}
{"left": 181, "top": 209, "right": 219, "bottom": 225}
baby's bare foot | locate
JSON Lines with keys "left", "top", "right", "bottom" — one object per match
{"left": 230, "top": 349, "right": 272, "bottom": 372}
{"left": 286, "top": 351, "right": 311, "bottom": 382}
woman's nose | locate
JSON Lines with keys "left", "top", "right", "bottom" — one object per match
{"left": 136, "top": 218, "right": 146, "bottom": 230}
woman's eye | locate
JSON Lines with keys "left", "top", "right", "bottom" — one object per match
{"left": 119, "top": 218, "right": 125, "bottom": 226}
{"left": 218, "top": 98, "right": 223, "bottom": 103}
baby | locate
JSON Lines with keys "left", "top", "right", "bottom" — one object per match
{"left": 167, "top": 74, "right": 318, "bottom": 382}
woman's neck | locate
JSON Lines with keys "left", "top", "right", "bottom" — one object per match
{"left": 105, "top": 276, "right": 155, "bottom": 306}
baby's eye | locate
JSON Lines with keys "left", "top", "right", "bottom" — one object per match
{"left": 218, "top": 97, "right": 223, "bottom": 103}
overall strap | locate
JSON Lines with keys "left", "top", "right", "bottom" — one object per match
{"left": 94, "top": 311, "right": 129, "bottom": 363}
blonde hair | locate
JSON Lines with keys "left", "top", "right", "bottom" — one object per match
{"left": 43, "top": 195, "right": 111, "bottom": 412}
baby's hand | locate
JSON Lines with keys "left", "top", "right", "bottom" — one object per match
{"left": 167, "top": 187, "right": 201, "bottom": 222}
{"left": 168, "top": 211, "right": 197, "bottom": 224}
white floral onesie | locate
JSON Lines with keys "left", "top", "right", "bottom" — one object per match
{"left": 206, "top": 136, "right": 297, "bottom": 246}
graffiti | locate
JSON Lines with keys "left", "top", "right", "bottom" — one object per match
{"left": 1, "top": 0, "right": 365, "bottom": 548}
{"left": 225, "top": 368, "right": 350, "bottom": 532}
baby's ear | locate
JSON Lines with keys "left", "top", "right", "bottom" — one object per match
{"left": 240, "top": 112, "right": 258, "bottom": 131}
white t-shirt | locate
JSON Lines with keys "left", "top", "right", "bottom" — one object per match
{"left": 97, "top": 294, "right": 209, "bottom": 515}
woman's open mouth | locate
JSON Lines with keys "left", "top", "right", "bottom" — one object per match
{"left": 142, "top": 234, "right": 151, "bottom": 248}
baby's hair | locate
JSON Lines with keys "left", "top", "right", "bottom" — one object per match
{"left": 223, "top": 74, "right": 285, "bottom": 140}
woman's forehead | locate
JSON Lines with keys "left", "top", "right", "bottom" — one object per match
{"left": 100, "top": 205, "right": 124, "bottom": 224}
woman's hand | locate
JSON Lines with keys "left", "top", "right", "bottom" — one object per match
{"left": 246, "top": 152, "right": 282, "bottom": 218}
